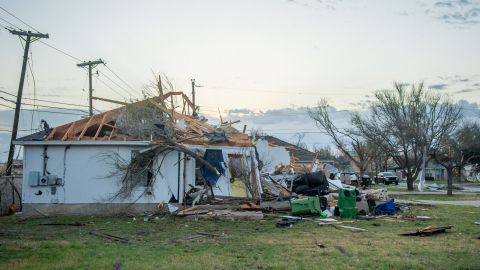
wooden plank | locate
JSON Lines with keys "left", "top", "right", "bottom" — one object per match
{"left": 160, "top": 91, "right": 183, "bottom": 102}
{"left": 181, "top": 93, "right": 195, "bottom": 112}
{"left": 250, "top": 149, "right": 260, "bottom": 200}
{"left": 93, "top": 114, "right": 108, "bottom": 140}
{"left": 61, "top": 122, "right": 76, "bottom": 141}
{"left": 77, "top": 115, "right": 96, "bottom": 141}
{"left": 46, "top": 127, "right": 56, "bottom": 140}
{"left": 108, "top": 122, "right": 117, "bottom": 140}
{"left": 92, "top": 96, "right": 129, "bottom": 105}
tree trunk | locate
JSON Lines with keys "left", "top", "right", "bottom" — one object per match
{"left": 447, "top": 166, "right": 454, "bottom": 196}
{"left": 406, "top": 173, "right": 414, "bottom": 191}
{"left": 359, "top": 168, "right": 366, "bottom": 188}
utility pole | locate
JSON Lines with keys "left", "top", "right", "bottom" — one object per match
{"left": 191, "top": 78, "right": 203, "bottom": 117}
{"left": 5, "top": 29, "right": 49, "bottom": 176}
{"left": 191, "top": 79, "right": 197, "bottom": 116}
{"left": 77, "top": 59, "right": 104, "bottom": 116}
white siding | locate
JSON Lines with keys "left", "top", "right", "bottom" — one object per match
{"left": 22, "top": 144, "right": 262, "bottom": 205}
{"left": 255, "top": 139, "right": 291, "bottom": 173}
{"left": 23, "top": 145, "right": 179, "bottom": 204}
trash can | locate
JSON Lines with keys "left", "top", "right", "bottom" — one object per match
{"left": 338, "top": 188, "right": 357, "bottom": 219}
{"left": 290, "top": 195, "right": 324, "bottom": 216}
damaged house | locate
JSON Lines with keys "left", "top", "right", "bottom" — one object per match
{"left": 14, "top": 93, "right": 262, "bottom": 217}
{"left": 256, "top": 135, "right": 320, "bottom": 173}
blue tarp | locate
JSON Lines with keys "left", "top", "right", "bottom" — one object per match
{"left": 374, "top": 200, "right": 398, "bottom": 215}
{"left": 200, "top": 149, "right": 225, "bottom": 185}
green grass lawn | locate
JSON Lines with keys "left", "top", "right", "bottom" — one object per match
{"left": 392, "top": 194, "right": 480, "bottom": 201}
{"left": 1, "top": 204, "right": 479, "bottom": 270}
{"left": 371, "top": 183, "right": 407, "bottom": 192}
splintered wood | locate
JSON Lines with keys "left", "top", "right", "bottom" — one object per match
{"left": 44, "top": 94, "right": 253, "bottom": 147}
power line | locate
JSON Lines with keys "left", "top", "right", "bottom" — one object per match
{"left": 38, "top": 40, "right": 82, "bottom": 62}
{"left": 0, "top": 8, "right": 139, "bottom": 104}
{"left": 0, "top": 6, "right": 40, "bottom": 32}
{"left": 0, "top": 103, "right": 86, "bottom": 116}
{"left": 103, "top": 64, "right": 142, "bottom": 96}
{"left": 0, "top": 103, "right": 15, "bottom": 109}
{"left": 97, "top": 70, "right": 133, "bottom": 99}
{"left": 0, "top": 90, "right": 91, "bottom": 108}
{"left": 1, "top": 96, "right": 89, "bottom": 113}
{"left": 96, "top": 76, "right": 129, "bottom": 101}
{"left": 0, "top": 128, "right": 39, "bottom": 133}
{"left": 0, "top": 15, "right": 20, "bottom": 30}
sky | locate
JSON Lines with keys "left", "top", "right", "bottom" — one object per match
{"left": 1, "top": 0, "right": 480, "bottom": 161}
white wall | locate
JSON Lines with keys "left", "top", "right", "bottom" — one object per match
{"left": 22, "top": 144, "right": 262, "bottom": 205}
{"left": 255, "top": 139, "right": 291, "bottom": 173}
{"left": 22, "top": 145, "right": 182, "bottom": 204}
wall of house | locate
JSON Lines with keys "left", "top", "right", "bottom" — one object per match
{"left": 21, "top": 143, "right": 261, "bottom": 216}
{"left": 255, "top": 139, "right": 291, "bottom": 173}
{"left": 22, "top": 145, "right": 180, "bottom": 204}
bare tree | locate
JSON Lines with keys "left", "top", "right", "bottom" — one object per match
{"left": 431, "top": 122, "right": 480, "bottom": 195}
{"left": 312, "top": 145, "right": 336, "bottom": 161}
{"left": 308, "top": 99, "right": 373, "bottom": 179}
{"left": 291, "top": 132, "right": 309, "bottom": 150}
{"left": 456, "top": 122, "right": 480, "bottom": 179}
{"left": 351, "top": 82, "right": 462, "bottom": 190}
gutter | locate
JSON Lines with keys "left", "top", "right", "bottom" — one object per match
{"left": 13, "top": 140, "right": 152, "bottom": 146}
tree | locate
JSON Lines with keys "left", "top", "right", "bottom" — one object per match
{"left": 351, "top": 82, "right": 462, "bottom": 190}
{"left": 432, "top": 122, "right": 480, "bottom": 195}
{"left": 312, "top": 145, "right": 337, "bottom": 161}
{"left": 291, "top": 132, "right": 309, "bottom": 150}
{"left": 431, "top": 135, "right": 460, "bottom": 195}
{"left": 308, "top": 99, "right": 373, "bottom": 179}
{"left": 456, "top": 122, "right": 480, "bottom": 178}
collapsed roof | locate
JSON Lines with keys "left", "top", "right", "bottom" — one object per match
{"left": 30, "top": 92, "right": 252, "bottom": 147}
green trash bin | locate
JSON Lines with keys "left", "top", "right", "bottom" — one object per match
{"left": 338, "top": 188, "right": 357, "bottom": 219}
{"left": 290, "top": 195, "right": 322, "bottom": 216}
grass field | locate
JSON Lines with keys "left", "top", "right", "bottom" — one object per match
{"left": 1, "top": 204, "right": 479, "bottom": 270}
{"left": 391, "top": 194, "right": 480, "bottom": 201}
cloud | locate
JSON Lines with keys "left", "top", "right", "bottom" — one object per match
{"left": 422, "top": 0, "right": 480, "bottom": 25}
{"left": 286, "top": 0, "right": 343, "bottom": 11}
{"left": 227, "top": 108, "right": 255, "bottom": 116}
{"left": 455, "top": 88, "right": 480, "bottom": 94}
{"left": 435, "top": 1, "right": 454, "bottom": 8}
{"left": 436, "top": 74, "right": 474, "bottom": 84}
{"left": 395, "top": 11, "right": 409, "bottom": 16}
{"left": 429, "top": 83, "right": 449, "bottom": 90}
{"left": 457, "top": 99, "right": 480, "bottom": 119}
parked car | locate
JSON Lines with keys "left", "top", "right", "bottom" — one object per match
{"left": 339, "top": 173, "right": 372, "bottom": 186}
{"left": 340, "top": 172, "right": 357, "bottom": 184}
{"left": 375, "top": 172, "right": 399, "bottom": 185}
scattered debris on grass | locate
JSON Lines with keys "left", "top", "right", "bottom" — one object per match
{"left": 112, "top": 261, "right": 123, "bottom": 270}
{"left": 39, "top": 221, "right": 85, "bottom": 226}
{"left": 334, "top": 225, "right": 368, "bottom": 232}
{"left": 400, "top": 225, "right": 453, "bottom": 236}
{"left": 90, "top": 231, "right": 129, "bottom": 243}
{"left": 335, "top": 245, "right": 349, "bottom": 256}
{"left": 173, "top": 232, "right": 225, "bottom": 242}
